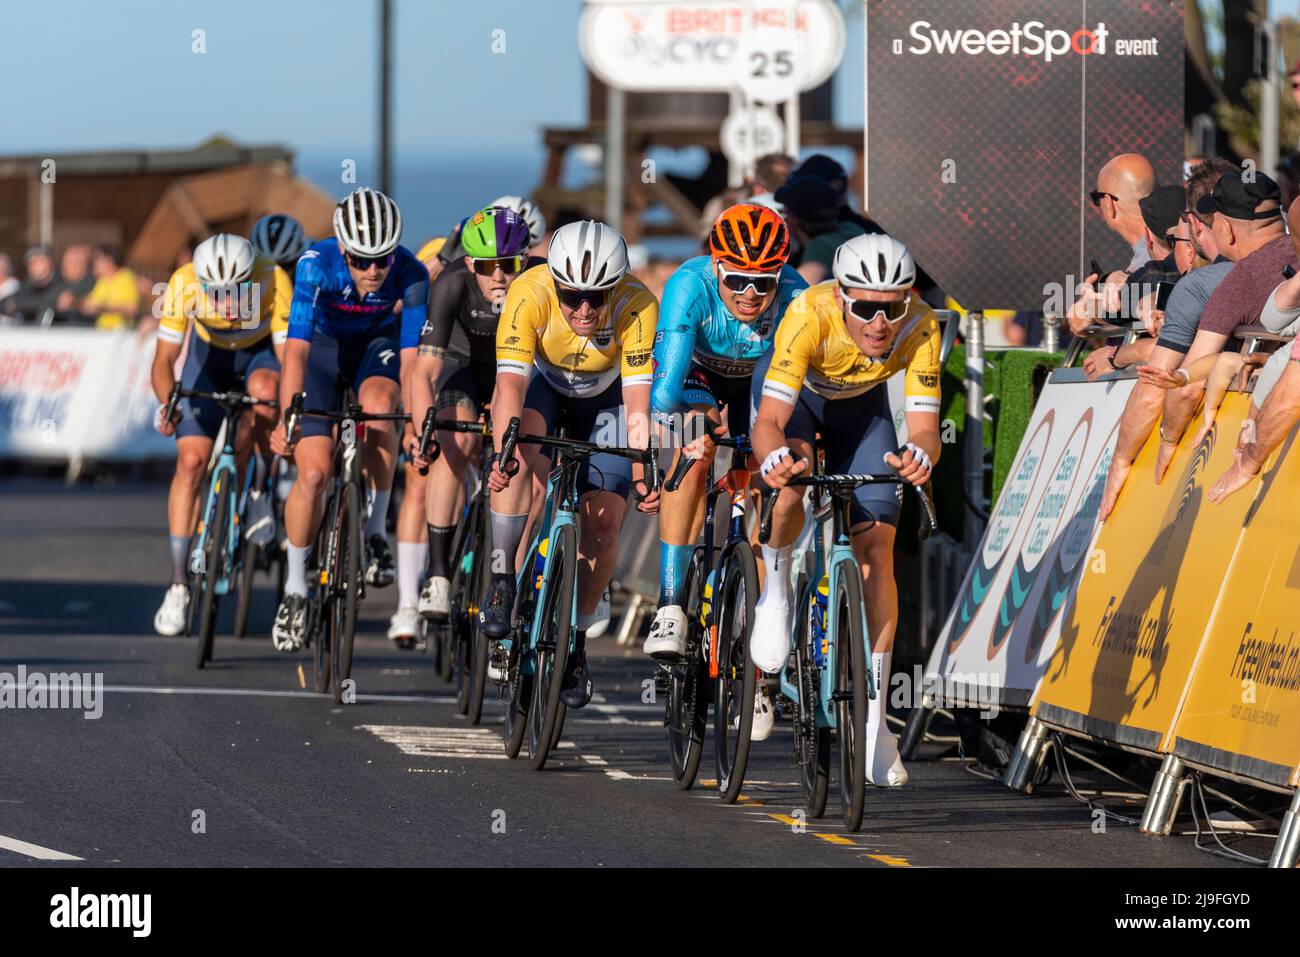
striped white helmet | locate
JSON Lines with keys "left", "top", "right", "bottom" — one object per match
{"left": 250, "top": 213, "right": 308, "bottom": 265}
{"left": 334, "top": 188, "right": 402, "bottom": 257}
{"left": 546, "top": 221, "right": 629, "bottom": 291}
{"left": 832, "top": 233, "right": 916, "bottom": 292}
{"left": 490, "top": 194, "right": 546, "bottom": 246}
{"left": 193, "top": 234, "right": 255, "bottom": 286}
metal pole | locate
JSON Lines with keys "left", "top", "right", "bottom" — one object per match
{"left": 963, "top": 311, "right": 987, "bottom": 545}
{"left": 604, "top": 84, "right": 626, "bottom": 231}
{"left": 1042, "top": 312, "right": 1061, "bottom": 353}
{"left": 379, "top": 0, "right": 392, "bottom": 196}
{"left": 1004, "top": 716, "right": 1048, "bottom": 792}
{"left": 1259, "top": 12, "right": 1279, "bottom": 180}
{"left": 727, "top": 90, "right": 745, "bottom": 189}
{"left": 1139, "top": 754, "right": 1187, "bottom": 836}
{"left": 784, "top": 0, "right": 800, "bottom": 157}
{"left": 1269, "top": 788, "right": 1300, "bottom": 868}
{"left": 39, "top": 179, "right": 53, "bottom": 249}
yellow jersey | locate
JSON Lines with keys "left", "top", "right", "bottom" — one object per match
{"left": 761, "top": 281, "right": 942, "bottom": 413}
{"left": 416, "top": 237, "right": 448, "bottom": 270}
{"left": 496, "top": 265, "right": 659, "bottom": 399}
{"left": 86, "top": 268, "right": 141, "bottom": 330}
{"left": 157, "top": 258, "right": 291, "bottom": 351}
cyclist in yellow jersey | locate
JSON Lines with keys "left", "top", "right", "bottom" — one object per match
{"left": 150, "top": 234, "right": 291, "bottom": 635}
{"left": 751, "top": 233, "right": 941, "bottom": 787}
{"left": 483, "top": 220, "right": 660, "bottom": 708}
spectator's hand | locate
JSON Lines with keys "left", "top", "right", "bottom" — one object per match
{"left": 1097, "top": 457, "right": 1131, "bottom": 523}
{"left": 56, "top": 290, "right": 75, "bottom": 311}
{"left": 1153, "top": 436, "right": 1178, "bottom": 484}
{"left": 1135, "top": 364, "right": 1188, "bottom": 390}
{"left": 1208, "top": 455, "right": 1261, "bottom": 504}
{"left": 1083, "top": 346, "right": 1118, "bottom": 381}
{"left": 1136, "top": 289, "right": 1162, "bottom": 337}
{"left": 1066, "top": 277, "right": 1104, "bottom": 335}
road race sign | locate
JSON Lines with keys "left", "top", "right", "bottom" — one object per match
{"left": 720, "top": 104, "right": 786, "bottom": 164}
{"left": 864, "top": 1, "right": 1184, "bottom": 311}
{"left": 580, "top": 0, "right": 845, "bottom": 94}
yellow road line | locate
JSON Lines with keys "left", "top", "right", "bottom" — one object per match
{"left": 296, "top": 664, "right": 306, "bottom": 690}
{"left": 864, "top": 853, "right": 911, "bottom": 867}
{"left": 815, "top": 833, "right": 855, "bottom": 846}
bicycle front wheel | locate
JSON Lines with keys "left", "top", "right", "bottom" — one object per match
{"left": 195, "top": 481, "right": 230, "bottom": 669}
{"left": 794, "top": 586, "right": 830, "bottom": 818}
{"left": 833, "top": 563, "right": 868, "bottom": 832}
{"left": 330, "top": 480, "right": 362, "bottom": 705}
{"left": 233, "top": 539, "right": 258, "bottom": 640}
{"left": 713, "top": 541, "right": 759, "bottom": 803}
{"left": 527, "top": 523, "right": 576, "bottom": 770}
{"left": 667, "top": 547, "right": 707, "bottom": 790}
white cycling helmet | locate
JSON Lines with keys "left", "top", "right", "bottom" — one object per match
{"left": 250, "top": 213, "right": 308, "bottom": 265}
{"left": 832, "top": 233, "right": 916, "bottom": 291}
{"left": 334, "top": 187, "right": 402, "bottom": 258}
{"left": 547, "top": 220, "right": 629, "bottom": 291}
{"left": 490, "top": 194, "right": 546, "bottom": 246}
{"left": 193, "top": 234, "right": 255, "bottom": 286}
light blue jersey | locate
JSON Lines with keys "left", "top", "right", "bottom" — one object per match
{"left": 650, "top": 256, "right": 806, "bottom": 415}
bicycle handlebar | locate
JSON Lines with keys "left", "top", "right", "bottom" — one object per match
{"left": 663, "top": 420, "right": 751, "bottom": 493}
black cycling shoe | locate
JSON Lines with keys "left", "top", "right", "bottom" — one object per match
{"left": 560, "top": 650, "right": 593, "bottom": 709}
{"left": 478, "top": 579, "right": 515, "bottom": 639}
{"left": 365, "top": 535, "right": 395, "bottom": 587}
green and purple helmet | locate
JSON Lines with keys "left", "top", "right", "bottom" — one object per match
{"left": 460, "top": 206, "right": 532, "bottom": 259}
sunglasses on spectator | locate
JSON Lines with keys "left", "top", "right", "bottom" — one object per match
{"left": 1166, "top": 233, "right": 1193, "bottom": 246}
{"left": 1089, "top": 190, "right": 1119, "bottom": 207}
{"left": 470, "top": 255, "right": 527, "bottom": 276}
{"left": 717, "top": 264, "right": 780, "bottom": 296}
{"left": 556, "top": 285, "right": 611, "bottom": 311}
{"left": 345, "top": 251, "right": 395, "bottom": 271}
{"left": 843, "top": 293, "right": 910, "bottom": 325}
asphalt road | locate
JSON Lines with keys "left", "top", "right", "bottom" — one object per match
{"left": 0, "top": 476, "right": 1242, "bottom": 868}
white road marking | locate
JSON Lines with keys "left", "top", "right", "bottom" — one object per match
{"left": 361, "top": 724, "right": 506, "bottom": 759}
{"left": 47, "top": 684, "right": 460, "bottom": 704}
{"left": 0, "top": 834, "right": 82, "bottom": 861}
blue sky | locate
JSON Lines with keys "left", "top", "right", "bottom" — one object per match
{"left": 2, "top": 0, "right": 865, "bottom": 163}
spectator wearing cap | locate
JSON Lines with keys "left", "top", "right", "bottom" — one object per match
{"left": 697, "top": 153, "right": 796, "bottom": 242}
{"left": 1149, "top": 168, "right": 1295, "bottom": 479}
{"left": 80, "top": 244, "right": 141, "bottom": 330}
{"left": 1206, "top": 205, "right": 1300, "bottom": 504}
{"left": 777, "top": 175, "right": 866, "bottom": 284}
{"left": 1096, "top": 158, "right": 1238, "bottom": 521}
{"left": 0, "top": 246, "right": 62, "bottom": 323}
{"left": 55, "top": 244, "right": 95, "bottom": 325}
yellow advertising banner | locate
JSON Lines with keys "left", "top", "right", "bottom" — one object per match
{"left": 1168, "top": 425, "right": 1300, "bottom": 790}
{"left": 1031, "top": 393, "right": 1260, "bottom": 753}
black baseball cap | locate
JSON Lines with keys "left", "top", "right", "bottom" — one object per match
{"left": 1195, "top": 170, "right": 1282, "bottom": 220}
{"left": 774, "top": 176, "right": 840, "bottom": 225}
{"left": 1139, "top": 185, "right": 1186, "bottom": 238}
{"left": 791, "top": 154, "right": 848, "bottom": 193}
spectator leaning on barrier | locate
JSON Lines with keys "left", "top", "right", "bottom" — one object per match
{"left": 54, "top": 244, "right": 95, "bottom": 324}
{"left": 1092, "top": 152, "right": 1158, "bottom": 272}
{"left": 1096, "top": 158, "right": 1237, "bottom": 521}
{"left": 0, "top": 246, "right": 62, "bottom": 323}
{"left": 1149, "top": 168, "right": 1295, "bottom": 481}
{"left": 81, "top": 244, "right": 141, "bottom": 330}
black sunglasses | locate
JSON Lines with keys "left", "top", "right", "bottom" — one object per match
{"left": 1166, "top": 234, "right": 1193, "bottom": 246}
{"left": 1089, "top": 190, "right": 1119, "bottom": 207}
{"left": 556, "top": 285, "right": 611, "bottom": 311}
{"left": 345, "top": 251, "right": 395, "bottom": 271}
{"left": 471, "top": 255, "right": 527, "bottom": 276}
{"left": 844, "top": 295, "right": 909, "bottom": 324}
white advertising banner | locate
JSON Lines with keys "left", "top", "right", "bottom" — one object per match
{"left": 580, "top": 0, "right": 845, "bottom": 94}
{"left": 0, "top": 328, "right": 172, "bottom": 461}
{"left": 921, "top": 372, "right": 1136, "bottom": 710}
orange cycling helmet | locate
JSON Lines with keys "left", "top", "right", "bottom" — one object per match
{"left": 709, "top": 203, "right": 790, "bottom": 272}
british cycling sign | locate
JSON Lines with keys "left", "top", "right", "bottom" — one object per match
{"left": 579, "top": 0, "right": 845, "bottom": 94}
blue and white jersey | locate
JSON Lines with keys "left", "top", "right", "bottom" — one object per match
{"left": 287, "top": 239, "right": 429, "bottom": 346}
{"left": 651, "top": 256, "right": 806, "bottom": 415}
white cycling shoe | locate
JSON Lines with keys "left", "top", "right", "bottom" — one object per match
{"left": 419, "top": 576, "right": 450, "bottom": 620}
{"left": 865, "top": 731, "right": 909, "bottom": 787}
{"left": 154, "top": 583, "right": 189, "bottom": 637}
{"left": 584, "top": 588, "right": 612, "bottom": 639}
{"left": 644, "top": 605, "right": 687, "bottom": 661}
{"left": 387, "top": 605, "right": 421, "bottom": 644}
{"left": 749, "top": 604, "right": 791, "bottom": 674}
{"left": 750, "top": 686, "right": 775, "bottom": 742}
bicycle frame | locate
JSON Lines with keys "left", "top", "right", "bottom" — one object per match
{"left": 696, "top": 447, "right": 752, "bottom": 679}
{"left": 190, "top": 410, "right": 255, "bottom": 596}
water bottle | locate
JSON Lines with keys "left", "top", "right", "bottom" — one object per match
{"left": 810, "top": 574, "right": 829, "bottom": 667}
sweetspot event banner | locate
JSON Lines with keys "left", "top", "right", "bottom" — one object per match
{"left": 864, "top": 0, "right": 1184, "bottom": 310}
{"left": 922, "top": 370, "right": 1133, "bottom": 710}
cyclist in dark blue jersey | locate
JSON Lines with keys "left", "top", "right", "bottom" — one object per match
{"left": 269, "top": 187, "right": 429, "bottom": 652}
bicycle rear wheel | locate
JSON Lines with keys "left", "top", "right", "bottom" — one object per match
{"left": 714, "top": 541, "right": 759, "bottom": 803}
{"left": 794, "top": 587, "right": 830, "bottom": 817}
{"left": 527, "top": 523, "right": 576, "bottom": 770}
{"left": 310, "top": 501, "right": 335, "bottom": 694}
{"left": 195, "top": 481, "right": 230, "bottom": 669}
{"left": 233, "top": 539, "right": 258, "bottom": 640}
{"left": 667, "top": 547, "right": 707, "bottom": 790}
{"left": 329, "top": 480, "right": 362, "bottom": 705}
{"left": 457, "top": 503, "right": 491, "bottom": 722}
{"left": 833, "top": 564, "right": 868, "bottom": 832}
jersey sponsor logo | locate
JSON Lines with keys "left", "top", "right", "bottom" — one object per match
{"left": 917, "top": 372, "right": 940, "bottom": 389}
{"left": 625, "top": 351, "right": 652, "bottom": 368}
{"left": 420, "top": 321, "right": 433, "bottom": 336}
{"left": 653, "top": 331, "right": 664, "bottom": 344}
{"left": 761, "top": 379, "right": 799, "bottom": 405}
{"left": 906, "top": 396, "right": 941, "bottom": 413}
{"left": 379, "top": 349, "right": 396, "bottom": 366}
{"left": 497, "top": 359, "right": 530, "bottom": 377}
{"left": 594, "top": 327, "right": 614, "bottom": 347}
{"left": 302, "top": 249, "right": 320, "bottom": 259}
{"left": 560, "top": 351, "right": 591, "bottom": 367}
{"left": 503, "top": 335, "right": 520, "bottom": 346}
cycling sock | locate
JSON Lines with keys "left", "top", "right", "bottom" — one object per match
{"left": 867, "top": 650, "right": 892, "bottom": 738}
{"left": 658, "top": 541, "right": 693, "bottom": 608}
{"left": 756, "top": 543, "right": 794, "bottom": 609}
{"left": 427, "top": 524, "right": 456, "bottom": 579}
{"left": 488, "top": 511, "right": 528, "bottom": 586}
{"left": 397, "top": 541, "right": 427, "bottom": 609}
{"left": 285, "top": 544, "right": 310, "bottom": 598}
{"left": 364, "top": 487, "right": 391, "bottom": 539}
{"left": 169, "top": 535, "right": 189, "bottom": 584}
